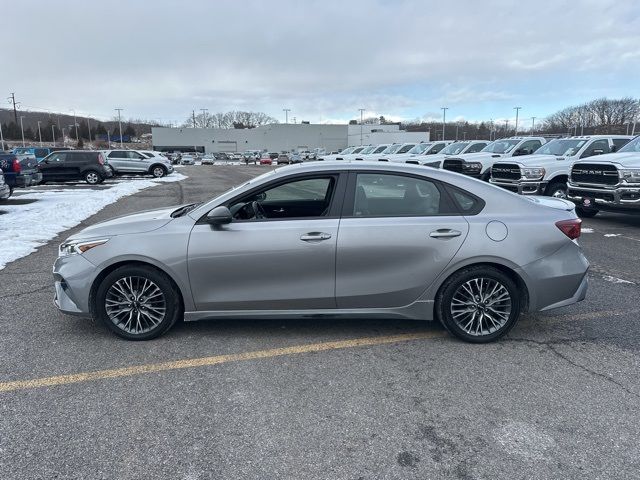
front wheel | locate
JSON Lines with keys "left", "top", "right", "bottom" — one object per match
{"left": 546, "top": 182, "right": 567, "bottom": 199}
{"left": 151, "top": 166, "right": 166, "bottom": 178}
{"left": 576, "top": 206, "right": 599, "bottom": 218}
{"left": 84, "top": 170, "right": 101, "bottom": 185}
{"left": 95, "top": 265, "right": 182, "bottom": 340}
{"left": 436, "top": 266, "right": 521, "bottom": 343}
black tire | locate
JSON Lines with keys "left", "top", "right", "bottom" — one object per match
{"left": 95, "top": 265, "right": 183, "bottom": 340}
{"left": 8, "top": 187, "right": 13, "bottom": 198}
{"left": 436, "top": 266, "right": 521, "bottom": 343}
{"left": 576, "top": 206, "right": 599, "bottom": 218}
{"left": 151, "top": 165, "right": 166, "bottom": 178}
{"left": 546, "top": 181, "right": 568, "bottom": 199}
{"left": 84, "top": 170, "right": 101, "bottom": 185}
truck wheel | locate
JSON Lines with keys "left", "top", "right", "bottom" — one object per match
{"left": 576, "top": 206, "right": 599, "bottom": 218}
{"left": 546, "top": 182, "right": 568, "bottom": 199}
{"left": 84, "top": 171, "right": 101, "bottom": 185}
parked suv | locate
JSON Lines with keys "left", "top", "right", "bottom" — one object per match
{"left": 414, "top": 140, "right": 489, "bottom": 167}
{"left": 490, "top": 136, "right": 632, "bottom": 198}
{"left": 567, "top": 135, "right": 640, "bottom": 217}
{"left": 442, "top": 137, "right": 547, "bottom": 180}
{"left": 38, "top": 150, "right": 113, "bottom": 184}
{"left": 103, "top": 150, "right": 173, "bottom": 177}
{"left": 0, "top": 152, "right": 42, "bottom": 196}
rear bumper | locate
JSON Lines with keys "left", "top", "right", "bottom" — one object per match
{"left": 519, "top": 242, "right": 589, "bottom": 312}
{"left": 568, "top": 183, "right": 640, "bottom": 210}
{"left": 490, "top": 179, "right": 547, "bottom": 195}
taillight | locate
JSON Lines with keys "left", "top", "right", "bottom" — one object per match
{"left": 97, "top": 153, "right": 104, "bottom": 165}
{"left": 12, "top": 158, "right": 21, "bottom": 174}
{"left": 556, "top": 218, "right": 582, "bottom": 240}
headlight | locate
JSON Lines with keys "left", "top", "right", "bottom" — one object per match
{"left": 59, "top": 238, "right": 109, "bottom": 257}
{"left": 462, "top": 162, "right": 482, "bottom": 174}
{"left": 522, "top": 167, "right": 545, "bottom": 180}
{"left": 619, "top": 168, "right": 640, "bottom": 184}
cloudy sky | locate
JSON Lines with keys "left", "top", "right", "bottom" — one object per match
{"left": 3, "top": 0, "right": 639, "bottom": 126}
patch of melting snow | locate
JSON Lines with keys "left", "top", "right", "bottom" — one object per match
{"left": 0, "top": 173, "right": 187, "bottom": 270}
{"left": 582, "top": 228, "right": 594, "bottom": 233}
{"left": 602, "top": 275, "right": 635, "bottom": 285}
{"left": 604, "top": 233, "right": 621, "bottom": 237}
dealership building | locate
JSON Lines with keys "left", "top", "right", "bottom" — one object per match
{"left": 151, "top": 123, "right": 428, "bottom": 153}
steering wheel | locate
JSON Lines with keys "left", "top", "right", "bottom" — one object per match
{"left": 251, "top": 201, "right": 267, "bottom": 219}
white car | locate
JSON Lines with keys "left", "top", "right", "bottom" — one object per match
{"left": 441, "top": 136, "right": 548, "bottom": 180}
{"left": 415, "top": 140, "right": 490, "bottom": 168}
{"left": 336, "top": 145, "right": 381, "bottom": 161}
{"left": 490, "top": 135, "right": 633, "bottom": 198}
{"left": 181, "top": 155, "right": 196, "bottom": 165}
{"left": 318, "top": 146, "right": 359, "bottom": 161}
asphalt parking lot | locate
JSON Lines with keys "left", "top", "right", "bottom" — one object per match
{"left": 1, "top": 165, "right": 639, "bottom": 479}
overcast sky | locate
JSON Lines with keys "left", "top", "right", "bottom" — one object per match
{"left": 2, "top": 0, "right": 639, "bottom": 126}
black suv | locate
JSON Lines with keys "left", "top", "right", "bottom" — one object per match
{"left": 38, "top": 150, "right": 113, "bottom": 184}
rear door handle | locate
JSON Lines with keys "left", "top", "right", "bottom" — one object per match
{"left": 430, "top": 229, "right": 462, "bottom": 238}
{"left": 300, "top": 232, "right": 332, "bottom": 242}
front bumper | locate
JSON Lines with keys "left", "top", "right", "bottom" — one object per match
{"left": 490, "top": 179, "right": 547, "bottom": 195}
{"left": 568, "top": 183, "right": 640, "bottom": 210}
{"left": 52, "top": 254, "right": 98, "bottom": 317}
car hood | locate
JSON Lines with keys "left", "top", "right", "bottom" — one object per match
{"left": 526, "top": 196, "right": 575, "bottom": 211}
{"left": 494, "top": 154, "right": 561, "bottom": 167}
{"left": 66, "top": 205, "right": 182, "bottom": 240}
{"left": 573, "top": 152, "right": 640, "bottom": 167}
{"left": 448, "top": 152, "right": 507, "bottom": 162}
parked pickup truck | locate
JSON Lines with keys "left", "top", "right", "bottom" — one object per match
{"left": 441, "top": 136, "right": 547, "bottom": 180}
{"left": 0, "top": 152, "right": 42, "bottom": 197}
{"left": 490, "top": 135, "right": 632, "bottom": 198}
{"left": 412, "top": 140, "right": 489, "bottom": 167}
{"left": 567, "top": 135, "right": 640, "bottom": 218}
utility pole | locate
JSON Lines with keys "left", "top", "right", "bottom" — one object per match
{"left": 8, "top": 92, "right": 18, "bottom": 123}
{"left": 358, "top": 108, "right": 365, "bottom": 145}
{"left": 70, "top": 109, "right": 79, "bottom": 143}
{"left": 87, "top": 117, "right": 92, "bottom": 143}
{"left": 455, "top": 123, "right": 459, "bottom": 141}
{"left": 200, "top": 108, "right": 208, "bottom": 128}
{"left": 0, "top": 122, "right": 4, "bottom": 150}
{"left": 37, "top": 121, "right": 42, "bottom": 146}
{"left": 441, "top": 107, "right": 448, "bottom": 140}
{"left": 19, "top": 116, "right": 25, "bottom": 146}
{"left": 531, "top": 117, "right": 536, "bottom": 134}
{"left": 283, "top": 109, "right": 290, "bottom": 124}
{"left": 489, "top": 118, "right": 494, "bottom": 141}
{"left": 504, "top": 119, "right": 509, "bottom": 137}
{"left": 115, "top": 108, "right": 124, "bottom": 147}
{"left": 513, "top": 106, "right": 522, "bottom": 135}
{"left": 192, "top": 110, "right": 197, "bottom": 128}
{"left": 51, "top": 125, "right": 56, "bottom": 147}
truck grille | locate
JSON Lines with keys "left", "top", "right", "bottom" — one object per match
{"left": 571, "top": 164, "right": 618, "bottom": 186}
{"left": 442, "top": 158, "right": 464, "bottom": 173}
{"left": 491, "top": 163, "right": 521, "bottom": 181}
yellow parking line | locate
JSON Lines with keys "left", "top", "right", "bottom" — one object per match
{"left": 0, "top": 331, "right": 444, "bottom": 394}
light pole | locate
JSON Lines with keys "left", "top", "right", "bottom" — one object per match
{"left": 200, "top": 108, "right": 208, "bottom": 127}
{"left": 441, "top": 107, "right": 448, "bottom": 140}
{"left": 358, "top": 108, "right": 365, "bottom": 145}
{"left": 51, "top": 125, "right": 56, "bottom": 147}
{"left": 531, "top": 117, "right": 536, "bottom": 134}
{"left": 19, "top": 116, "right": 25, "bottom": 147}
{"left": 283, "top": 109, "right": 290, "bottom": 124}
{"left": 87, "top": 118, "right": 92, "bottom": 143}
{"left": 513, "top": 106, "right": 522, "bottom": 135}
{"left": 0, "top": 122, "right": 4, "bottom": 150}
{"left": 504, "top": 119, "right": 509, "bottom": 137}
{"left": 37, "top": 121, "right": 43, "bottom": 146}
{"left": 70, "top": 109, "right": 79, "bottom": 143}
{"left": 115, "top": 108, "right": 124, "bottom": 147}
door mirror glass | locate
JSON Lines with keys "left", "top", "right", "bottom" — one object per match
{"left": 206, "top": 206, "right": 233, "bottom": 225}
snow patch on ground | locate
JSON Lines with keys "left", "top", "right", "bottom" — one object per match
{"left": 0, "top": 174, "right": 187, "bottom": 270}
{"left": 604, "top": 233, "right": 621, "bottom": 237}
{"left": 582, "top": 228, "right": 594, "bottom": 233}
{"left": 602, "top": 275, "right": 635, "bottom": 285}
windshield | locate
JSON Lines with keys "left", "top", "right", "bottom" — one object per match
{"left": 619, "top": 136, "right": 640, "bottom": 153}
{"left": 396, "top": 144, "right": 416, "bottom": 154}
{"left": 382, "top": 144, "right": 402, "bottom": 154}
{"left": 481, "top": 139, "right": 520, "bottom": 154}
{"left": 339, "top": 147, "right": 356, "bottom": 155}
{"left": 534, "top": 139, "right": 587, "bottom": 156}
{"left": 351, "top": 147, "right": 365, "bottom": 154}
{"left": 372, "top": 145, "right": 388, "bottom": 154}
{"left": 408, "top": 143, "right": 431, "bottom": 154}
{"left": 359, "top": 146, "right": 376, "bottom": 154}
{"left": 440, "top": 142, "right": 470, "bottom": 155}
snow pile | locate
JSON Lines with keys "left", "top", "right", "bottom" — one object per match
{"left": 0, "top": 173, "right": 187, "bottom": 270}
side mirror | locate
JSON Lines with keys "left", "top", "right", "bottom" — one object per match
{"left": 206, "top": 206, "right": 233, "bottom": 225}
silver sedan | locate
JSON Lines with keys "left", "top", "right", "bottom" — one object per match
{"left": 53, "top": 162, "right": 589, "bottom": 342}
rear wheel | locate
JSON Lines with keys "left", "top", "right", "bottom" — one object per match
{"left": 546, "top": 181, "right": 567, "bottom": 199}
{"left": 576, "top": 206, "right": 599, "bottom": 218}
{"left": 95, "top": 265, "right": 182, "bottom": 340}
{"left": 84, "top": 170, "right": 101, "bottom": 185}
{"left": 436, "top": 266, "right": 521, "bottom": 343}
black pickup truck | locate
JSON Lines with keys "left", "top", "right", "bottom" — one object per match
{"left": 0, "top": 153, "right": 42, "bottom": 198}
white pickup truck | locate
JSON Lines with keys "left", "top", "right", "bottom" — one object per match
{"left": 567, "top": 135, "right": 640, "bottom": 218}
{"left": 383, "top": 141, "right": 453, "bottom": 163}
{"left": 413, "top": 140, "right": 490, "bottom": 167}
{"left": 441, "top": 137, "right": 547, "bottom": 180}
{"left": 490, "top": 135, "right": 633, "bottom": 198}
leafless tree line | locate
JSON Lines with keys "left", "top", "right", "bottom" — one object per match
{"left": 541, "top": 97, "right": 639, "bottom": 134}
{"left": 182, "top": 110, "right": 278, "bottom": 129}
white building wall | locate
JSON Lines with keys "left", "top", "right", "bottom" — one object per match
{"left": 346, "top": 124, "right": 429, "bottom": 146}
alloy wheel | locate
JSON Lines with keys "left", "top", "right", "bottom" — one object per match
{"left": 551, "top": 188, "right": 567, "bottom": 199}
{"left": 86, "top": 172, "right": 99, "bottom": 184}
{"left": 105, "top": 276, "right": 166, "bottom": 335}
{"left": 450, "top": 277, "right": 512, "bottom": 336}
{"left": 153, "top": 167, "right": 164, "bottom": 178}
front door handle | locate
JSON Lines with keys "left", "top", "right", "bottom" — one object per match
{"left": 430, "top": 229, "right": 462, "bottom": 238}
{"left": 300, "top": 232, "right": 332, "bottom": 242}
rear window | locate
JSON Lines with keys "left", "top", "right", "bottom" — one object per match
{"left": 444, "top": 185, "right": 485, "bottom": 215}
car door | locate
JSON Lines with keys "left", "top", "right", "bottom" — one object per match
{"left": 107, "top": 151, "right": 130, "bottom": 172}
{"left": 336, "top": 171, "right": 469, "bottom": 309}
{"left": 580, "top": 138, "right": 610, "bottom": 158}
{"left": 39, "top": 152, "right": 68, "bottom": 181}
{"left": 513, "top": 139, "right": 542, "bottom": 156}
{"left": 128, "top": 151, "right": 149, "bottom": 172}
{"left": 187, "top": 173, "right": 346, "bottom": 311}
